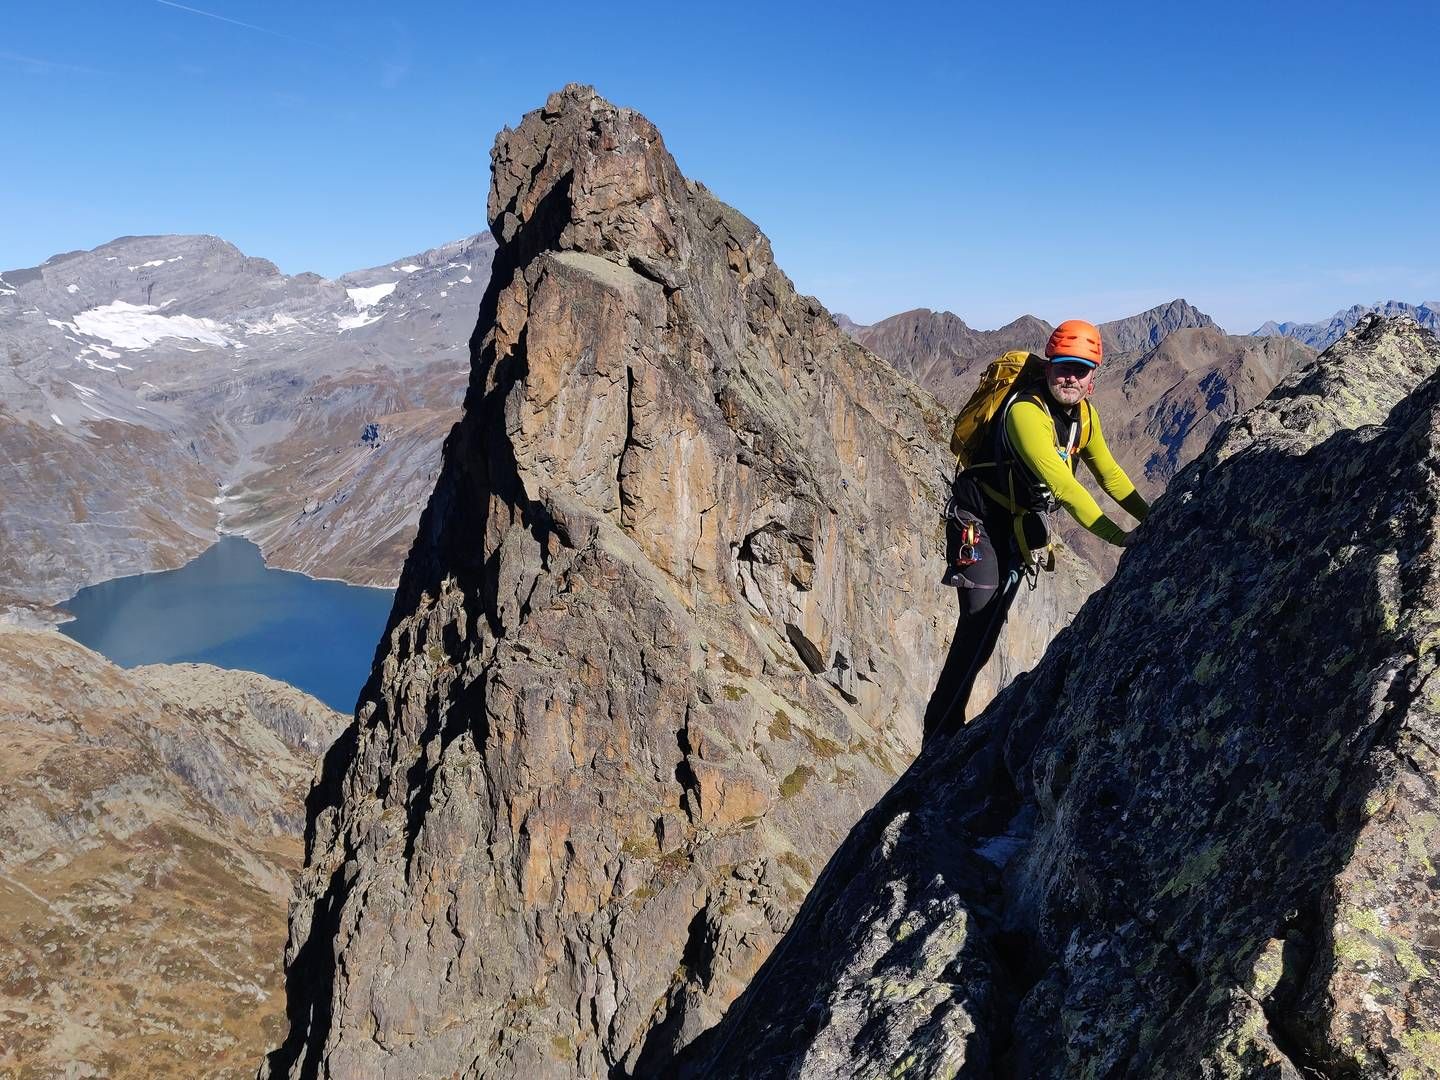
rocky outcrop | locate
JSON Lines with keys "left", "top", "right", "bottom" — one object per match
{"left": 264, "top": 86, "right": 1092, "bottom": 1079}
{"left": 0, "top": 627, "right": 343, "bottom": 1078}
{"left": 690, "top": 315, "right": 1440, "bottom": 1077}
{"left": 1256, "top": 299, "right": 1440, "bottom": 351}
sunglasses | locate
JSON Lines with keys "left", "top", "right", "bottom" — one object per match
{"left": 1048, "top": 361, "right": 1095, "bottom": 379}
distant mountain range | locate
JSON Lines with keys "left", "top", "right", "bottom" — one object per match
{"left": 0, "top": 232, "right": 494, "bottom": 611}
{"left": 1253, "top": 300, "right": 1440, "bottom": 351}
{"left": 844, "top": 298, "right": 1218, "bottom": 403}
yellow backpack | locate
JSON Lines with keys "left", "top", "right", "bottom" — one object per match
{"left": 950, "top": 350, "right": 1093, "bottom": 470}
{"left": 949, "top": 351, "right": 1046, "bottom": 467}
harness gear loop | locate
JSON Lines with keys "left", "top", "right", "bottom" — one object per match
{"left": 956, "top": 518, "right": 981, "bottom": 567}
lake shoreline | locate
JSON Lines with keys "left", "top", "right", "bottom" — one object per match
{"left": 57, "top": 536, "right": 395, "bottom": 713}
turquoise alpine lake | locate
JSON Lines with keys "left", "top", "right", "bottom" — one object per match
{"left": 58, "top": 536, "right": 395, "bottom": 714}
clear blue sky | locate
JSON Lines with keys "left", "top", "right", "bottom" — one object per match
{"left": 4, "top": 0, "right": 1437, "bottom": 332}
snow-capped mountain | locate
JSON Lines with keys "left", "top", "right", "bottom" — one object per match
{"left": 0, "top": 232, "right": 496, "bottom": 611}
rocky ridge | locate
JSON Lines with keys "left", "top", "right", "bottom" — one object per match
{"left": 0, "top": 627, "right": 344, "bottom": 1078}
{"left": 263, "top": 86, "right": 1093, "bottom": 1079}
{"left": 691, "top": 315, "right": 1440, "bottom": 1077}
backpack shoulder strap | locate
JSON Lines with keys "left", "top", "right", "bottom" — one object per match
{"left": 995, "top": 385, "right": 1044, "bottom": 462}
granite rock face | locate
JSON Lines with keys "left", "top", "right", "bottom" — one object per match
{"left": 692, "top": 315, "right": 1440, "bottom": 1077}
{"left": 0, "top": 628, "right": 343, "bottom": 1078}
{"left": 263, "top": 86, "right": 1091, "bottom": 1078}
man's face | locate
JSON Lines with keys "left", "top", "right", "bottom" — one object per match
{"left": 1045, "top": 360, "right": 1095, "bottom": 406}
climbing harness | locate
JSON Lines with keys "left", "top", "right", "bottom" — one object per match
{"left": 944, "top": 498, "right": 983, "bottom": 567}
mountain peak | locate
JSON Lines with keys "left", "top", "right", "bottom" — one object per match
{"left": 264, "top": 86, "right": 1085, "bottom": 1078}
{"left": 1099, "top": 297, "right": 1218, "bottom": 353}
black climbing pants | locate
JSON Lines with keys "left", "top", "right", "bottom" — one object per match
{"left": 923, "top": 498, "right": 1021, "bottom": 742}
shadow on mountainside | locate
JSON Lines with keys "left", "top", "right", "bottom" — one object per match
{"left": 261, "top": 176, "right": 580, "bottom": 1080}
{"left": 682, "top": 368, "right": 1440, "bottom": 1078}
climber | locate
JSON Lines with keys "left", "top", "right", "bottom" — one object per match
{"left": 924, "top": 319, "right": 1149, "bottom": 741}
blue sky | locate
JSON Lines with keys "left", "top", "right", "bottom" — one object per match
{"left": 3, "top": 0, "right": 1437, "bottom": 332}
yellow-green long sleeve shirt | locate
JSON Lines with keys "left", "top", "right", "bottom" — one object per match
{"left": 1004, "top": 398, "right": 1149, "bottom": 546}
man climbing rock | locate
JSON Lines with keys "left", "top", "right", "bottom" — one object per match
{"left": 924, "top": 319, "right": 1149, "bottom": 739}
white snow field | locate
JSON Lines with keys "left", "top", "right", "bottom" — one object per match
{"left": 66, "top": 301, "right": 236, "bottom": 350}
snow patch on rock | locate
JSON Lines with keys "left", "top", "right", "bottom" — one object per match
{"left": 71, "top": 301, "right": 235, "bottom": 350}
{"left": 127, "top": 256, "right": 184, "bottom": 271}
{"left": 345, "top": 283, "right": 397, "bottom": 312}
{"left": 337, "top": 312, "right": 383, "bottom": 331}
{"left": 242, "top": 313, "right": 302, "bottom": 336}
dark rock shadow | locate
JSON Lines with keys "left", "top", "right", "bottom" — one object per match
{"left": 262, "top": 172, "right": 581, "bottom": 1077}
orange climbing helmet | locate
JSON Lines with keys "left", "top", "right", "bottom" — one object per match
{"left": 1045, "top": 319, "right": 1103, "bottom": 367}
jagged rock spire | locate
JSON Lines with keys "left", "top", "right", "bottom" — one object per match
{"left": 263, "top": 86, "right": 1090, "bottom": 1077}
